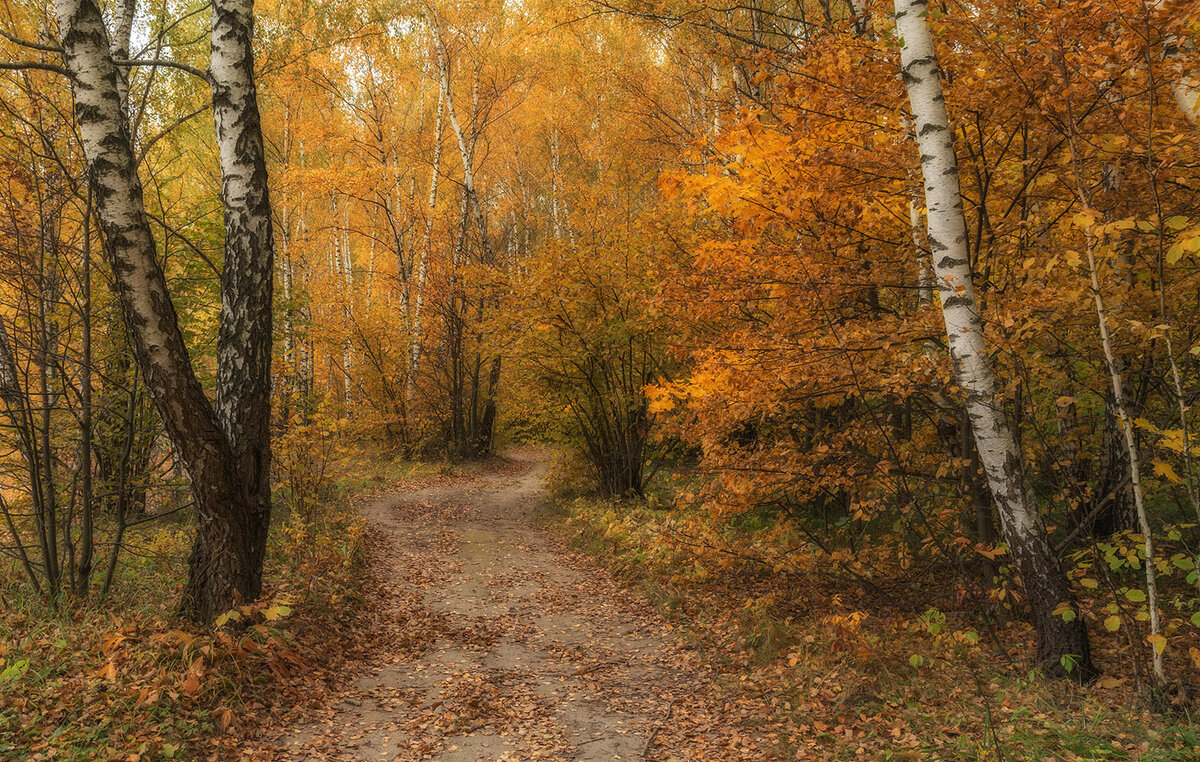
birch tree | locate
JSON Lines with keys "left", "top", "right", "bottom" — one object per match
{"left": 893, "top": 0, "right": 1095, "bottom": 677}
{"left": 407, "top": 85, "right": 443, "bottom": 408}
{"left": 54, "top": 0, "right": 275, "bottom": 620}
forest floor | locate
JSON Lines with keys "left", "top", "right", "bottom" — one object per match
{"left": 263, "top": 449, "right": 763, "bottom": 761}
{"left": 5, "top": 447, "right": 1195, "bottom": 759}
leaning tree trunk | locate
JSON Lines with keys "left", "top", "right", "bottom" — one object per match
{"left": 894, "top": 0, "right": 1095, "bottom": 678}
{"left": 55, "top": 0, "right": 271, "bottom": 621}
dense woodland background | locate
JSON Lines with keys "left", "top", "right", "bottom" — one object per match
{"left": 3, "top": 0, "right": 1200, "bottom": 757}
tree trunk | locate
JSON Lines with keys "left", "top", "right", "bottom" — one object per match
{"left": 894, "top": 0, "right": 1094, "bottom": 679}
{"left": 407, "top": 86, "right": 444, "bottom": 409}
{"left": 56, "top": 0, "right": 272, "bottom": 621}
{"left": 77, "top": 198, "right": 94, "bottom": 593}
{"left": 109, "top": 0, "right": 135, "bottom": 111}
{"left": 192, "top": 0, "right": 276, "bottom": 614}
{"left": 1087, "top": 400, "right": 1138, "bottom": 536}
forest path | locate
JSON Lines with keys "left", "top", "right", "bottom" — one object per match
{"left": 274, "top": 450, "right": 761, "bottom": 761}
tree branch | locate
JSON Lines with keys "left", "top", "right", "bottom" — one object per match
{"left": 137, "top": 104, "right": 209, "bottom": 165}
{"left": 0, "top": 28, "right": 62, "bottom": 53}
{"left": 114, "top": 58, "right": 210, "bottom": 82}
{"left": 0, "top": 61, "right": 67, "bottom": 75}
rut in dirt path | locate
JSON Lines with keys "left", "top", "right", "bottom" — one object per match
{"left": 275, "top": 451, "right": 765, "bottom": 761}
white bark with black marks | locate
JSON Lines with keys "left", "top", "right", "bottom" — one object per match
{"left": 407, "top": 85, "right": 443, "bottom": 406}
{"left": 57, "top": 0, "right": 274, "bottom": 620}
{"left": 894, "top": 0, "right": 1094, "bottom": 677}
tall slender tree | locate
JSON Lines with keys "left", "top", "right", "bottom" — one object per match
{"left": 893, "top": 0, "right": 1095, "bottom": 678}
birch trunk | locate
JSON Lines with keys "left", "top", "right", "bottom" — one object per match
{"left": 894, "top": 0, "right": 1094, "bottom": 678}
{"left": 1062, "top": 75, "right": 1166, "bottom": 678}
{"left": 1148, "top": 0, "right": 1200, "bottom": 122}
{"left": 280, "top": 111, "right": 296, "bottom": 409}
{"left": 434, "top": 33, "right": 500, "bottom": 456}
{"left": 56, "top": 0, "right": 273, "bottom": 620}
{"left": 407, "top": 86, "right": 444, "bottom": 407}
{"left": 192, "top": 0, "right": 276, "bottom": 617}
{"left": 341, "top": 204, "right": 353, "bottom": 404}
{"left": 1082, "top": 223, "right": 1165, "bottom": 682}
{"left": 437, "top": 53, "right": 490, "bottom": 256}
{"left": 109, "top": 0, "right": 135, "bottom": 111}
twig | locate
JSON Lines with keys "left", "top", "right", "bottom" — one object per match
{"left": 114, "top": 58, "right": 210, "bottom": 82}
{"left": 574, "top": 659, "right": 622, "bottom": 676}
{"left": 641, "top": 699, "right": 674, "bottom": 759}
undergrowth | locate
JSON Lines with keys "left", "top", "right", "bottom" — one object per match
{"left": 541, "top": 453, "right": 1200, "bottom": 760}
{"left": 0, "top": 444, "right": 419, "bottom": 761}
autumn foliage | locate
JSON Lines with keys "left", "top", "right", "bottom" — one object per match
{"left": 2, "top": 0, "right": 1200, "bottom": 757}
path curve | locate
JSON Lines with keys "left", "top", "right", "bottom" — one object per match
{"left": 276, "top": 450, "right": 761, "bottom": 761}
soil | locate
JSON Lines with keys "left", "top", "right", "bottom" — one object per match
{"left": 272, "top": 450, "right": 764, "bottom": 761}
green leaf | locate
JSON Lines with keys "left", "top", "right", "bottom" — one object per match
{"left": 1060, "top": 654, "right": 1078, "bottom": 674}
{"left": 1190, "top": 612, "right": 1200, "bottom": 627}
{"left": 909, "top": 654, "right": 925, "bottom": 668}
{"left": 1104, "top": 615, "right": 1121, "bottom": 632}
{"left": 0, "top": 659, "right": 28, "bottom": 682}
{"left": 1079, "top": 577, "right": 1099, "bottom": 589}
{"left": 1125, "top": 588, "right": 1147, "bottom": 602}
{"left": 263, "top": 604, "right": 293, "bottom": 622}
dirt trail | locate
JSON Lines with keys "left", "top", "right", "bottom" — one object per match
{"left": 275, "top": 451, "right": 762, "bottom": 761}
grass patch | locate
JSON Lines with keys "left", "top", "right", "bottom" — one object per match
{"left": 541, "top": 458, "right": 1200, "bottom": 760}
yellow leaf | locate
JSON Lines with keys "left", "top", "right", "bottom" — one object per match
{"left": 1152, "top": 460, "right": 1182, "bottom": 484}
{"left": 1167, "top": 241, "right": 1186, "bottom": 265}
{"left": 1104, "top": 615, "right": 1121, "bottom": 631}
{"left": 262, "top": 604, "right": 292, "bottom": 621}
{"left": 647, "top": 396, "right": 674, "bottom": 414}
{"left": 1147, "top": 633, "right": 1168, "bottom": 655}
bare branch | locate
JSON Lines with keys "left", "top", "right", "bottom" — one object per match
{"left": 114, "top": 58, "right": 210, "bottom": 82}
{"left": 137, "top": 104, "right": 209, "bottom": 165}
{"left": 0, "top": 27, "right": 62, "bottom": 53}
{"left": 0, "top": 61, "right": 67, "bottom": 75}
